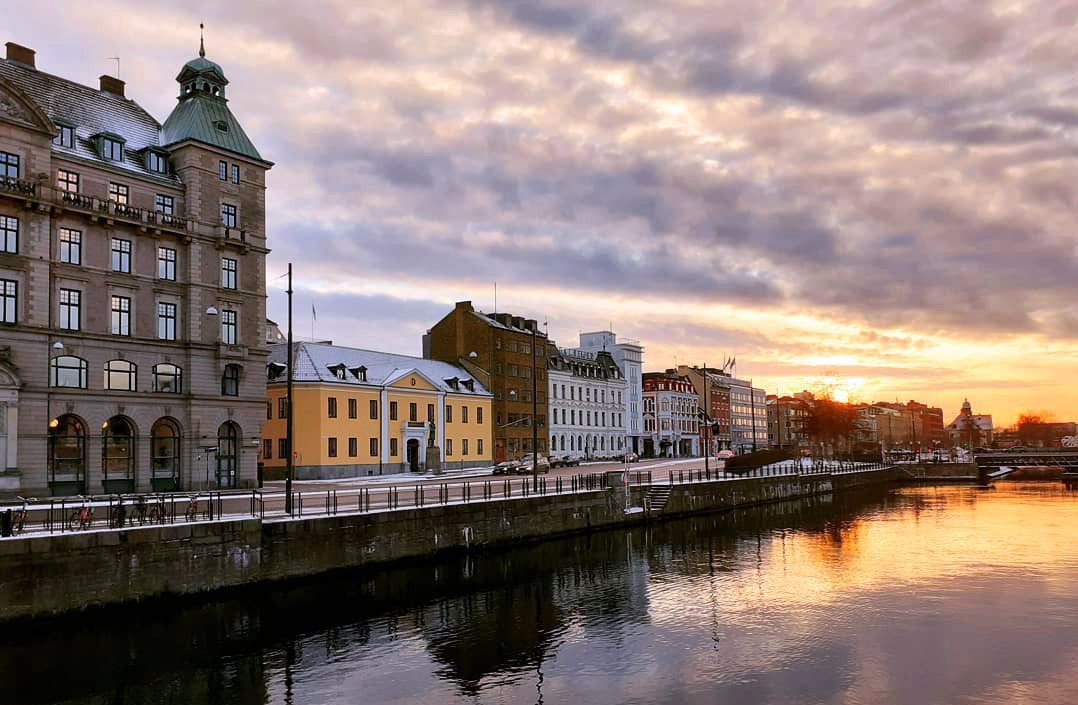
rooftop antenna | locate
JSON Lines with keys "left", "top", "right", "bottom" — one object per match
{"left": 199, "top": 22, "right": 206, "bottom": 57}
{"left": 106, "top": 57, "right": 120, "bottom": 79}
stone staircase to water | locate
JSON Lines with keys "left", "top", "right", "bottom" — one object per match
{"left": 644, "top": 485, "right": 672, "bottom": 513}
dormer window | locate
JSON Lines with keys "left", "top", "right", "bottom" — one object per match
{"left": 444, "top": 377, "right": 460, "bottom": 390}
{"left": 98, "top": 134, "right": 125, "bottom": 161}
{"left": 349, "top": 365, "right": 367, "bottom": 382}
{"left": 145, "top": 150, "right": 169, "bottom": 174}
{"left": 328, "top": 363, "right": 347, "bottom": 380}
{"left": 267, "top": 361, "right": 287, "bottom": 381}
{"left": 53, "top": 120, "right": 76, "bottom": 149}
{"left": 214, "top": 120, "right": 229, "bottom": 132}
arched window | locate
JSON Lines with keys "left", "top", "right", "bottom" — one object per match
{"left": 550, "top": 436, "right": 557, "bottom": 452}
{"left": 151, "top": 418, "right": 181, "bottom": 490}
{"left": 217, "top": 421, "right": 239, "bottom": 488}
{"left": 50, "top": 356, "right": 87, "bottom": 388}
{"left": 104, "top": 360, "right": 136, "bottom": 391}
{"left": 102, "top": 416, "right": 136, "bottom": 491}
{"left": 221, "top": 364, "right": 240, "bottom": 396}
{"left": 153, "top": 363, "right": 182, "bottom": 394}
{"left": 49, "top": 414, "right": 86, "bottom": 494}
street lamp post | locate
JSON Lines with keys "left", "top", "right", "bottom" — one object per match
{"left": 285, "top": 263, "right": 294, "bottom": 515}
{"left": 532, "top": 323, "right": 538, "bottom": 493}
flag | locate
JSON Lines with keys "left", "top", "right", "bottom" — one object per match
{"left": 312, "top": 303, "right": 317, "bottom": 321}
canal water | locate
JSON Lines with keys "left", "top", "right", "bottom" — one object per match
{"left": 9, "top": 482, "right": 1078, "bottom": 705}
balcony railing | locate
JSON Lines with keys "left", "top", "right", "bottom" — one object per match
{"left": 0, "top": 175, "right": 37, "bottom": 198}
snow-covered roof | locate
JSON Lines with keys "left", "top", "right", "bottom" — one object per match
{"left": 267, "top": 342, "right": 492, "bottom": 397}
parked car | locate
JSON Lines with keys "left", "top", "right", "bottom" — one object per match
{"left": 623, "top": 452, "right": 640, "bottom": 463}
{"left": 559, "top": 455, "right": 580, "bottom": 467}
{"left": 493, "top": 460, "right": 520, "bottom": 476}
{"left": 717, "top": 449, "right": 735, "bottom": 459}
{"left": 517, "top": 456, "right": 551, "bottom": 474}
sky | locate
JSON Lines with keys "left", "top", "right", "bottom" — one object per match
{"left": 11, "top": 1, "right": 1078, "bottom": 426}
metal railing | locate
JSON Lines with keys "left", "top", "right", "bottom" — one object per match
{"left": 0, "top": 463, "right": 896, "bottom": 538}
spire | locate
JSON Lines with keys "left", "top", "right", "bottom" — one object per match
{"left": 199, "top": 23, "right": 205, "bottom": 58}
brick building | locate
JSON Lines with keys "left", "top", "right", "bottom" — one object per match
{"left": 677, "top": 365, "right": 732, "bottom": 454}
{"left": 425, "top": 301, "right": 548, "bottom": 462}
{"left": 0, "top": 39, "right": 270, "bottom": 495}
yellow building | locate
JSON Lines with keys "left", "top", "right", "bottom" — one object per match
{"left": 263, "top": 342, "right": 493, "bottom": 478}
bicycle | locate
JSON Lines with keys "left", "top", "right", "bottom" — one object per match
{"left": 68, "top": 501, "right": 95, "bottom": 531}
{"left": 13, "top": 496, "right": 32, "bottom": 535}
{"left": 184, "top": 495, "right": 199, "bottom": 522}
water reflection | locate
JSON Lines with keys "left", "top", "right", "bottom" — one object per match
{"left": 8, "top": 482, "right": 1078, "bottom": 705}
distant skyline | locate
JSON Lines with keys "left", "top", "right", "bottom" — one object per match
{"left": 12, "top": 0, "right": 1078, "bottom": 425}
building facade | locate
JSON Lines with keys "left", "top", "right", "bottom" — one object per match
{"left": 263, "top": 343, "right": 493, "bottom": 477}
{"left": 426, "top": 301, "right": 548, "bottom": 462}
{"left": 677, "top": 365, "right": 732, "bottom": 454}
{"left": 547, "top": 344, "right": 627, "bottom": 460}
{"left": 946, "top": 399, "right": 994, "bottom": 448}
{"left": 766, "top": 395, "right": 811, "bottom": 449}
{"left": 0, "top": 40, "right": 270, "bottom": 496}
{"left": 575, "top": 331, "right": 644, "bottom": 454}
{"left": 642, "top": 371, "right": 699, "bottom": 457}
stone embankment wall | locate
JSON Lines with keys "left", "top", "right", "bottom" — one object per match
{"left": 0, "top": 468, "right": 898, "bottom": 622}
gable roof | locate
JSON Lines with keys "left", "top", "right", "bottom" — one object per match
{"left": 268, "top": 342, "right": 491, "bottom": 397}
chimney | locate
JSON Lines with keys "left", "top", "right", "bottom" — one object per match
{"left": 5, "top": 42, "right": 35, "bottom": 68}
{"left": 99, "top": 74, "right": 125, "bottom": 97}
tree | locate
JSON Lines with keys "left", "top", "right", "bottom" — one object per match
{"left": 804, "top": 399, "right": 860, "bottom": 457}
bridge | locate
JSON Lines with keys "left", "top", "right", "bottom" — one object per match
{"left": 973, "top": 449, "right": 1078, "bottom": 480}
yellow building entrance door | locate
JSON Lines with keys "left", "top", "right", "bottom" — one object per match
{"left": 407, "top": 439, "right": 420, "bottom": 472}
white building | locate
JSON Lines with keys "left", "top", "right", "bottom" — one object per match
{"left": 642, "top": 371, "right": 700, "bottom": 457}
{"left": 547, "top": 344, "right": 627, "bottom": 460}
{"left": 576, "top": 331, "right": 644, "bottom": 454}
{"left": 728, "top": 377, "right": 768, "bottom": 454}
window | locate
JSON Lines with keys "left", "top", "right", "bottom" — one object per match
{"left": 462, "top": 439, "right": 469, "bottom": 456}
{"left": 328, "top": 437, "right": 337, "bottom": 457}
{"left": 446, "top": 439, "right": 453, "bottom": 456}
{"left": 54, "top": 124, "right": 75, "bottom": 148}
{"left": 263, "top": 439, "right": 272, "bottom": 459}
{"left": 50, "top": 355, "right": 87, "bottom": 388}
{"left": 101, "top": 136, "right": 124, "bottom": 161}
{"left": 222, "top": 364, "right": 240, "bottom": 396}
{"left": 56, "top": 169, "right": 79, "bottom": 193}
{"left": 348, "top": 398, "right": 357, "bottom": 419}
{"left": 110, "top": 295, "right": 131, "bottom": 336}
{"left": 477, "top": 407, "right": 483, "bottom": 424}
{"left": 427, "top": 404, "right": 435, "bottom": 423}
{"left": 221, "top": 309, "right": 237, "bottom": 344}
{"left": 278, "top": 397, "right": 288, "bottom": 419}
{"left": 348, "top": 438, "right": 358, "bottom": 457}
{"left": 158, "top": 247, "right": 176, "bottom": 280}
{"left": 59, "top": 288, "right": 80, "bottom": 330}
{"left": 104, "top": 359, "right": 136, "bottom": 391}
{"left": 278, "top": 438, "right": 287, "bottom": 459}
{"left": 370, "top": 399, "right": 379, "bottom": 419}
{"left": 266, "top": 401, "right": 272, "bottom": 420}
{"left": 462, "top": 406, "right": 469, "bottom": 424}
{"left": 390, "top": 438, "right": 398, "bottom": 456}
{"left": 157, "top": 302, "right": 176, "bottom": 340}
{"left": 147, "top": 151, "right": 168, "bottom": 174}
{"left": 219, "top": 160, "right": 227, "bottom": 180}
{"left": 59, "top": 228, "right": 81, "bottom": 264}
{"left": 221, "top": 257, "right": 237, "bottom": 289}
{"left": 0, "top": 279, "right": 15, "bottom": 323}
{"left": 409, "top": 403, "right": 417, "bottom": 422}
{"left": 369, "top": 438, "right": 378, "bottom": 456}
{"left": 0, "top": 151, "right": 19, "bottom": 178}
{"left": 154, "top": 194, "right": 174, "bottom": 215}
{"left": 328, "top": 397, "right": 337, "bottom": 418}
{"left": 478, "top": 439, "right": 484, "bottom": 455}
{"left": 111, "top": 238, "right": 131, "bottom": 272}
{"left": 108, "top": 182, "right": 129, "bottom": 204}
{"left": 445, "top": 405, "right": 453, "bottom": 423}
{"left": 231, "top": 164, "right": 240, "bottom": 183}
{"left": 221, "top": 203, "right": 237, "bottom": 228}
{"left": 390, "top": 401, "right": 398, "bottom": 420}
{"left": 0, "top": 216, "right": 15, "bottom": 253}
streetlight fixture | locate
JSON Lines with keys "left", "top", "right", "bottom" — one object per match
{"left": 206, "top": 306, "right": 218, "bottom": 316}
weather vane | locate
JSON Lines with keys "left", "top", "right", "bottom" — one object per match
{"left": 199, "top": 22, "right": 206, "bottom": 57}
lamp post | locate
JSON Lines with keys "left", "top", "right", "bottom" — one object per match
{"left": 531, "top": 322, "right": 538, "bottom": 493}
{"left": 285, "top": 263, "right": 294, "bottom": 515}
